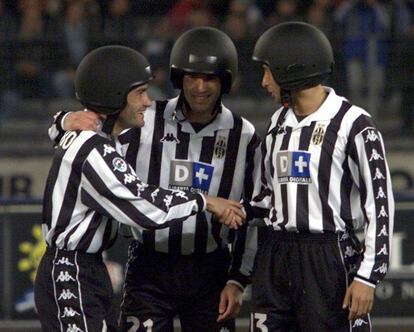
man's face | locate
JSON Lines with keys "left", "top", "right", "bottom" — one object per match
{"left": 182, "top": 73, "right": 221, "bottom": 115}
{"left": 262, "top": 65, "right": 281, "bottom": 103}
{"left": 118, "top": 84, "right": 152, "bottom": 129}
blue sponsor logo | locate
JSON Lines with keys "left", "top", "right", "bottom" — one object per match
{"left": 277, "top": 151, "right": 312, "bottom": 183}
{"left": 291, "top": 151, "right": 311, "bottom": 177}
{"left": 192, "top": 162, "right": 214, "bottom": 192}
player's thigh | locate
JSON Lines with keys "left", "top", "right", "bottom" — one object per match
{"left": 250, "top": 311, "right": 299, "bottom": 332}
{"left": 120, "top": 311, "right": 173, "bottom": 332}
{"left": 120, "top": 260, "right": 175, "bottom": 331}
{"left": 34, "top": 255, "right": 61, "bottom": 331}
{"left": 179, "top": 294, "right": 235, "bottom": 332}
{"left": 79, "top": 260, "right": 117, "bottom": 331}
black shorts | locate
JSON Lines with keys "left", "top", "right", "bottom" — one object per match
{"left": 34, "top": 247, "right": 118, "bottom": 332}
{"left": 120, "top": 241, "right": 235, "bottom": 332}
{"left": 250, "top": 231, "right": 372, "bottom": 332}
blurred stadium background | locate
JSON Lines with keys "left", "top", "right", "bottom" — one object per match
{"left": 1, "top": 0, "right": 414, "bottom": 331}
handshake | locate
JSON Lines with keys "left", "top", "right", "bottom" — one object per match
{"left": 205, "top": 195, "right": 246, "bottom": 229}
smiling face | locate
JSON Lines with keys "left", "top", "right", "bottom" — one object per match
{"left": 117, "top": 84, "right": 152, "bottom": 129}
{"left": 182, "top": 73, "right": 221, "bottom": 117}
{"left": 261, "top": 65, "right": 281, "bottom": 103}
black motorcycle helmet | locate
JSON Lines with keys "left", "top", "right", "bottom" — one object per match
{"left": 170, "top": 26, "right": 238, "bottom": 94}
{"left": 75, "top": 45, "right": 153, "bottom": 115}
{"left": 253, "top": 21, "right": 334, "bottom": 91}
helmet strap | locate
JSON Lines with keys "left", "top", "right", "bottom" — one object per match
{"left": 102, "top": 112, "right": 119, "bottom": 135}
{"left": 281, "top": 89, "right": 291, "bottom": 109}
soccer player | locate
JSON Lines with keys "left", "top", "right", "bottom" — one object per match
{"left": 241, "top": 21, "right": 394, "bottom": 332}
{"left": 35, "top": 45, "right": 244, "bottom": 332}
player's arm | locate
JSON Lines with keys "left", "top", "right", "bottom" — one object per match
{"left": 228, "top": 131, "right": 262, "bottom": 286}
{"left": 342, "top": 115, "right": 394, "bottom": 320}
{"left": 219, "top": 131, "right": 262, "bottom": 321}
{"left": 48, "top": 110, "right": 101, "bottom": 145}
{"left": 242, "top": 133, "right": 274, "bottom": 222}
{"left": 81, "top": 138, "right": 243, "bottom": 230}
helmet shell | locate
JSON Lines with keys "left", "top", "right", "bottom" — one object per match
{"left": 170, "top": 27, "right": 238, "bottom": 94}
{"left": 253, "top": 21, "right": 334, "bottom": 90}
{"left": 75, "top": 45, "right": 153, "bottom": 114}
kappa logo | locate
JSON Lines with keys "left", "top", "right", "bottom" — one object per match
{"left": 311, "top": 123, "right": 326, "bottom": 145}
{"left": 66, "top": 324, "right": 84, "bottom": 332}
{"left": 164, "top": 194, "right": 173, "bottom": 209}
{"left": 377, "top": 244, "right": 388, "bottom": 256}
{"left": 103, "top": 144, "right": 116, "bottom": 157}
{"left": 353, "top": 318, "right": 368, "bottom": 327}
{"left": 151, "top": 188, "right": 159, "bottom": 202}
{"left": 160, "top": 133, "right": 180, "bottom": 143}
{"left": 277, "top": 125, "right": 287, "bottom": 135}
{"left": 276, "top": 151, "right": 311, "bottom": 184}
{"left": 374, "top": 262, "right": 388, "bottom": 274}
{"left": 219, "top": 328, "right": 231, "bottom": 332}
{"left": 344, "top": 245, "right": 357, "bottom": 258}
{"left": 169, "top": 160, "right": 214, "bottom": 193}
{"left": 55, "top": 257, "right": 74, "bottom": 266}
{"left": 58, "top": 289, "right": 78, "bottom": 301}
{"left": 373, "top": 168, "right": 385, "bottom": 180}
{"left": 61, "top": 306, "right": 80, "bottom": 318}
{"left": 369, "top": 149, "right": 384, "bottom": 162}
{"left": 124, "top": 173, "right": 137, "bottom": 185}
{"left": 376, "top": 186, "right": 386, "bottom": 199}
{"left": 377, "top": 224, "right": 388, "bottom": 237}
{"left": 377, "top": 206, "right": 388, "bottom": 218}
{"left": 56, "top": 271, "right": 76, "bottom": 283}
{"left": 365, "top": 129, "right": 379, "bottom": 143}
{"left": 136, "top": 181, "right": 148, "bottom": 197}
{"left": 214, "top": 136, "right": 227, "bottom": 159}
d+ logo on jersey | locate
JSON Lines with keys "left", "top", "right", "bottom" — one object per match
{"left": 277, "top": 151, "right": 311, "bottom": 184}
{"left": 169, "top": 160, "right": 214, "bottom": 193}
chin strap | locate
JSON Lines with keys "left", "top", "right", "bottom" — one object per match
{"left": 101, "top": 112, "right": 119, "bottom": 135}
{"left": 281, "top": 89, "right": 291, "bottom": 110}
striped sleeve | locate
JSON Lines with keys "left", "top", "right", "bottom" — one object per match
{"left": 348, "top": 114, "right": 394, "bottom": 287}
{"left": 81, "top": 141, "right": 206, "bottom": 230}
{"left": 229, "top": 129, "right": 262, "bottom": 288}
{"left": 48, "top": 111, "right": 70, "bottom": 146}
{"left": 243, "top": 122, "right": 277, "bottom": 222}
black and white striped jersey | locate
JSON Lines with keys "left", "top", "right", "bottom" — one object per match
{"left": 119, "top": 97, "right": 262, "bottom": 287}
{"left": 245, "top": 87, "right": 394, "bottom": 287}
{"left": 49, "top": 96, "right": 262, "bottom": 287}
{"left": 43, "top": 129, "right": 205, "bottom": 254}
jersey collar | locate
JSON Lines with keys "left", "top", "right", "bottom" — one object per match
{"left": 163, "top": 96, "right": 235, "bottom": 136}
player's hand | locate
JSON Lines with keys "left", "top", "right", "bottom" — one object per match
{"left": 205, "top": 196, "right": 245, "bottom": 229}
{"left": 219, "top": 207, "right": 245, "bottom": 230}
{"left": 63, "top": 110, "right": 102, "bottom": 132}
{"left": 217, "top": 283, "right": 243, "bottom": 322}
{"left": 342, "top": 279, "right": 375, "bottom": 320}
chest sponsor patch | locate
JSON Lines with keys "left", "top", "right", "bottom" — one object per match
{"left": 169, "top": 160, "right": 214, "bottom": 194}
{"left": 276, "top": 151, "right": 312, "bottom": 184}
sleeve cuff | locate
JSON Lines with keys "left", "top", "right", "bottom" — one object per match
{"left": 196, "top": 193, "right": 206, "bottom": 212}
{"left": 59, "top": 111, "right": 71, "bottom": 131}
{"left": 228, "top": 270, "right": 251, "bottom": 289}
{"left": 226, "top": 280, "right": 244, "bottom": 292}
{"left": 242, "top": 201, "right": 253, "bottom": 222}
{"left": 354, "top": 275, "right": 377, "bottom": 288}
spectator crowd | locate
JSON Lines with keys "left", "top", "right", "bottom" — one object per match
{"left": 1, "top": 0, "right": 414, "bottom": 134}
